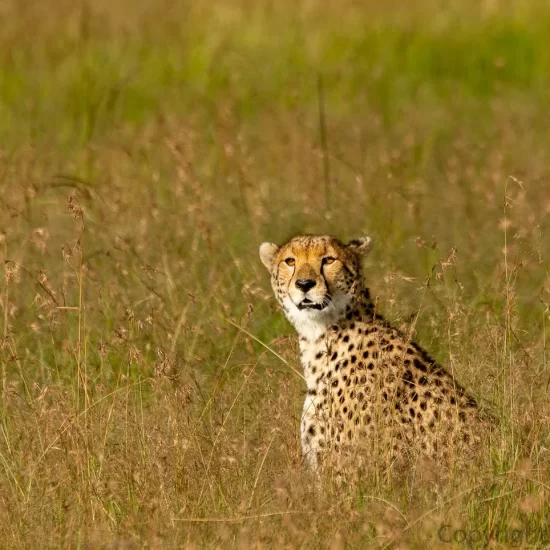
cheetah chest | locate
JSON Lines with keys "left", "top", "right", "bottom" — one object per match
{"left": 299, "top": 323, "right": 391, "bottom": 457}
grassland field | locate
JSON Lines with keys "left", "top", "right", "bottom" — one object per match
{"left": 2, "top": 0, "right": 550, "bottom": 547}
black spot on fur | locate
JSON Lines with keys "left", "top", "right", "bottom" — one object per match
{"left": 413, "top": 358, "right": 427, "bottom": 372}
{"left": 403, "top": 370, "right": 414, "bottom": 387}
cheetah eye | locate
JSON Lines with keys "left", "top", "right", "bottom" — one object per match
{"left": 284, "top": 258, "right": 296, "bottom": 266}
{"left": 323, "top": 257, "right": 336, "bottom": 265}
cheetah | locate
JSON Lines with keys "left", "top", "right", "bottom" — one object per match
{"left": 259, "top": 234, "right": 492, "bottom": 477}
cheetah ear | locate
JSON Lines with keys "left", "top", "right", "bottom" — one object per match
{"left": 259, "top": 242, "right": 280, "bottom": 270}
{"left": 345, "top": 236, "right": 372, "bottom": 256}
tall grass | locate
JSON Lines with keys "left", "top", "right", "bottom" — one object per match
{"left": 1, "top": 0, "right": 550, "bottom": 547}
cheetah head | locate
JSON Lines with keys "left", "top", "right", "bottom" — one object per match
{"left": 259, "top": 235, "right": 371, "bottom": 340}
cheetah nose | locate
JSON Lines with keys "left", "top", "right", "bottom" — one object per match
{"left": 295, "top": 279, "right": 316, "bottom": 292}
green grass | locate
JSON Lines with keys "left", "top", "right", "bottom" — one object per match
{"left": 1, "top": 0, "right": 550, "bottom": 547}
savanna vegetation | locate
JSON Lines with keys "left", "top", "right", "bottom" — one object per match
{"left": 1, "top": 0, "right": 550, "bottom": 547}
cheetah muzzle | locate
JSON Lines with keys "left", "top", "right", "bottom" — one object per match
{"left": 259, "top": 234, "right": 492, "bottom": 479}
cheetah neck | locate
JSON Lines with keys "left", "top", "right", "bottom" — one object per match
{"left": 297, "top": 289, "right": 374, "bottom": 387}
{"left": 288, "top": 288, "right": 373, "bottom": 343}
{"left": 283, "top": 293, "right": 349, "bottom": 342}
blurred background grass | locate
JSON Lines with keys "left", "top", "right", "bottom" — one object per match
{"left": 1, "top": 0, "right": 550, "bottom": 547}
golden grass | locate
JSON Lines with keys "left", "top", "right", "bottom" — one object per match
{"left": 1, "top": 0, "right": 550, "bottom": 547}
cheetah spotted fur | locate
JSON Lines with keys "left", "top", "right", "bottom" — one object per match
{"left": 259, "top": 234, "right": 491, "bottom": 476}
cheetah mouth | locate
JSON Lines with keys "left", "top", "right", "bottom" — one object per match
{"left": 297, "top": 298, "right": 327, "bottom": 311}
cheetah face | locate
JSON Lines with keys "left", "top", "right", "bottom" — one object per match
{"left": 259, "top": 235, "right": 371, "bottom": 339}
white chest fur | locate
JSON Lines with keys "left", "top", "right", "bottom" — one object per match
{"left": 282, "top": 294, "right": 350, "bottom": 342}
